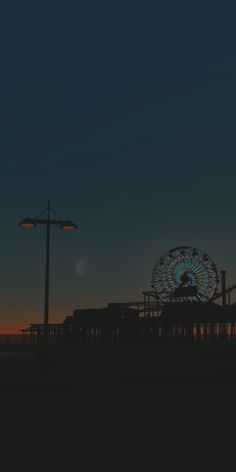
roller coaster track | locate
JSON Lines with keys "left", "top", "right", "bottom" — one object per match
{"left": 211, "top": 283, "right": 236, "bottom": 301}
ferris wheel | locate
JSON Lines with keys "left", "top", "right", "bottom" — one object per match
{"left": 152, "top": 246, "right": 219, "bottom": 304}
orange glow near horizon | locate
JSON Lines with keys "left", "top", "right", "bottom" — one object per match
{"left": 0, "top": 318, "right": 32, "bottom": 335}
{"left": 0, "top": 320, "right": 44, "bottom": 334}
{"left": 0, "top": 330, "right": 22, "bottom": 335}
{"left": 0, "top": 311, "right": 67, "bottom": 335}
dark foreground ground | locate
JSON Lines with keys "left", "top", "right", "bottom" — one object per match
{"left": 1, "top": 342, "right": 236, "bottom": 469}
{"left": 1, "top": 341, "right": 236, "bottom": 390}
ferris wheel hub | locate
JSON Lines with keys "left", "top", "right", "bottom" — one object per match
{"left": 180, "top": 272, "right": 192, "bottom": 284}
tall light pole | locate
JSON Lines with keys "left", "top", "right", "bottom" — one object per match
{"left": 19, "top": 200, "right": 77, "bottom": 345}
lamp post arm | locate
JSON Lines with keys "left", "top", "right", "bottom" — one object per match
{"left": 20, "top": 218, "right": 77, "bottom": 227}
{"left": 26, "top": 218, "right": 65, "bottom": 225}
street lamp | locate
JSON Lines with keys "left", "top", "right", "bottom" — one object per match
{"left": 19, "top": 200, "right": 77, "bottom": 345}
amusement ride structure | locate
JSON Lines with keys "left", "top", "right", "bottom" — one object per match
{"left": 152, "top": 246, "right": 219, "bottom": 304}
{"left": 125, "top": 246, "right": 236, "bottom": 317}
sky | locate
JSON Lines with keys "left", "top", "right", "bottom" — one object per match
{"left": 1, "top": 1, "right": 236, "bottom": 332}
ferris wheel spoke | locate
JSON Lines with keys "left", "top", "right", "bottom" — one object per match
{"left": 190, "top": 260, "right": 203, "bottom": 273}
{"left": 196, "top": 268, "right": 208, "bottom": 279}
{"left": 188, "top": 259, "right": 197, "bottom": 272}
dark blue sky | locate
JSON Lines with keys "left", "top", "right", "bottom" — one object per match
{"left": 1, "top": 1, "right": 236, "bottom": 330}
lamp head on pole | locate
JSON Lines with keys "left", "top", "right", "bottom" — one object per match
{"left": 18, "top": 218, "right": 37, "bottom": 228}
{"left": 60, "top": 220, "right": 77, "bottom": 230}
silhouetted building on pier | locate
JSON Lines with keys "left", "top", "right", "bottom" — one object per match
{"left": 161, "top": 301, "right": 235, "bottom": 322}
{"left": 62, "top": 303, "right": 139, "bottom": 345}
